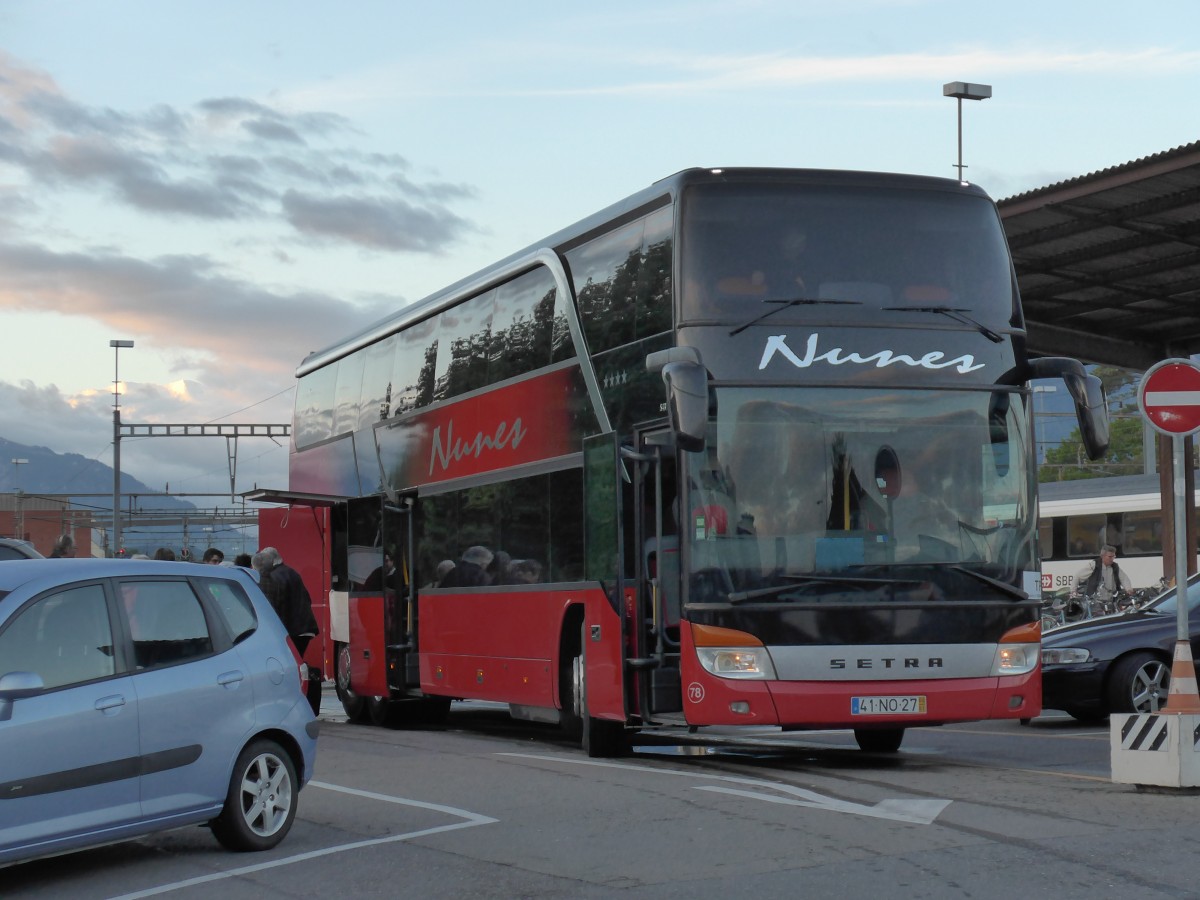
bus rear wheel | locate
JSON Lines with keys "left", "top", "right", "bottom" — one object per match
{"left": 854, "top": 727, "right": 905, "bottom": 753}
{"left": 335, "top": 642, "right": 369, "bottom": 724}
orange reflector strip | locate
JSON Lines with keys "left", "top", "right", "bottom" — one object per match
{"left": 1001, "top": 621, "right": 1041, "bottom": 643}
{"left": 690, "top": 623, "right": 764, "bottom": 647}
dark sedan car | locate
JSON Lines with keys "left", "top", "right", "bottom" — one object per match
{"left": 1041, "top": 576, "right": 1200, "bottom": 721}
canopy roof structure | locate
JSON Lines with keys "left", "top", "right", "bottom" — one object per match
{"left": 1000, "top": 140, "right": 1200, "bottom": 371}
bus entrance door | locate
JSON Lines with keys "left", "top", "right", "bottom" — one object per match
{"left": 381, "top": 497, "right": 416, "bottom": 692}
{"left": 631, "top": 430, "right": 683, "bottom": 717}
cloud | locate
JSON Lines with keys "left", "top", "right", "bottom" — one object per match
{"left": 0, "top": 240, "right": 392, "bottom": 380}
{"left": 0, "top": 53, "right": 479, "bottom": 252}
{"left": 281, "top": 190, "right": 475, "bottom": 252}
{"left": 0, "top": 239, "right": 394, "bottom": 492}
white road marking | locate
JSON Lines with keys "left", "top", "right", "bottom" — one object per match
{"left": 105, "top": 782, "right": 498, "bottom": 900}
{"left": 500, "top": 753, "right": 950, "bottom": 825}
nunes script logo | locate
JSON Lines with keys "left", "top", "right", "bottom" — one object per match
{"left": 759, "top": 333, "right": 985, "bottom": 374}
{"left": 429, "top": 416, "right": 529, "bottom": 476}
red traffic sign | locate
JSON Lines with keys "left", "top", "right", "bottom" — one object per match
{"left": 1139, "top": 359, "right": 1200, "bottom": 436}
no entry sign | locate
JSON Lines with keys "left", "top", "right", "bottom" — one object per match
{"left": 1139, "top": 359, "right": 1200, "bottom": 437}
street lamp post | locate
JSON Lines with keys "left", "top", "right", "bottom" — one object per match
{"left": 942, "top": 81, "right": 992, "bottom": 181}
{"left": 11, "top": 458, "right": 27, "bottom": 539}
{"left": 110, "top": 339, "right": 134, "bottom": 556}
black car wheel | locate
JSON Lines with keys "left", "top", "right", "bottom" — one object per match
{"left": 1106, "top": 651, "right": 1170, "bottom": 714}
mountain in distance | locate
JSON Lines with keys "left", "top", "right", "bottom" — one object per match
{"left": 0, "top": 436, "right": 197, "bottom": 513}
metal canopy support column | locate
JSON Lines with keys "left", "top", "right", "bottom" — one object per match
{"left": 1158, "top": 433, "right": 1198, "bottom": 583}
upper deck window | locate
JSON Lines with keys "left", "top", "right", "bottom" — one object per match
{"left": 679, "top": 181, "right": 1017, "bottom": 329}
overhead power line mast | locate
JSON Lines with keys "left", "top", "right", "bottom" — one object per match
{"left": 118, "top": 423, "right": 291, "bottom": 500}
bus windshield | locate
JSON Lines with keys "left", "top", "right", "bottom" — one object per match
{"left": 681, "top": 386, "right": 1034, "bottom": 602}
{"left": 680, "top": 181, "right": 1017, "bottom": 328}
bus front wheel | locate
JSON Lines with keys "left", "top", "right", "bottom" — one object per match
{"left": 571, "top": 622, "right": 626, "bottom": 759}
{"left": 854, "top": 727, "right": 905, "bottom": 753}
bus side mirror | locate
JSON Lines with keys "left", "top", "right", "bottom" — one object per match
{"left": 647, "top": 348, "right": 709, "bottom": 453}
{"left": 1073, "top": 373, "right": 1110, "bottom": 461}
{"left": 1027, "top": 357, "right": 1110, "bottom": 461}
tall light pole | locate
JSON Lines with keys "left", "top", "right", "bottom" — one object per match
{"left": 110, "top": 339, "right": 134, "bottom": 556}
{"left": 11, "top": 458, "right": 27, "bottom": 539}
{"left": 942, "top": 81, "right": 992, "bottom": 181}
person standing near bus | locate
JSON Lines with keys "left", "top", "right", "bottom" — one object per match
{"left": 1072, "top": 544, "right": 1131, "bottom": 604}
{"left": 254, "top": 546, "right": 319, "bottom": 655}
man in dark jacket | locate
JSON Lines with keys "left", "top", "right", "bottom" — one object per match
{"left": 253, "top": 546, "right": 319, "bottom": 655}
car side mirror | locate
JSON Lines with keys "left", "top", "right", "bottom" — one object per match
{"left": 0, "top": 670, "right": 44, "bottom": 722}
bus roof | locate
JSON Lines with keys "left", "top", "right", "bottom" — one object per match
{"left": 296, "top": 167, "right": 992, "bottom": 377}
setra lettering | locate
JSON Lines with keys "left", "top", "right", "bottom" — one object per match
{"left": 830, "top": 657, "right": 945, "bottom": 670}
{"left": 429, "top": 416, "right": 528, "bottom": 476}
{"left": 759, "top": 333, "right": 985, "bottom": 374}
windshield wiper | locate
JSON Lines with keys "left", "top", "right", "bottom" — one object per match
{"left": 727, "top": 573, "right": 923, "bottom": 604}
{"left": 883, "top": 305, "right": 1003, "bottom": 343}
{"left": 729, "top": 297, "right": 861, "bottom": 336}
{"left": 872, "top": 562, "right": 1027, "bottom": 600}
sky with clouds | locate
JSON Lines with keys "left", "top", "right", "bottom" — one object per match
{"left": 1, "top": 0, "right": 1198, "bottom": 498}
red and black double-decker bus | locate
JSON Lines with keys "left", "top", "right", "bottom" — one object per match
{"left": 260, "top": 168, "right": 1109, "bottom": 755}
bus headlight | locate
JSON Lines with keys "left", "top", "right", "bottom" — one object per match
{"left": 991, "top": 642, "right": 1038, "bottom": 676}
{"left": 695, "top": 647, "right": 777, "bottom": 680}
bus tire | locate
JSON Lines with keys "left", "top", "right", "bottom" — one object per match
{"left": 854, "top": 727, "right": 905, "bottom": 753}
{"left": 335, "top": 642, "right": 369, "bottom": 724}
{"left": 368, "top": 696, "right": 402, "bottom": 727}
{"left": 576, "top": 622, "right": 627, "bottom": 759}
{"left": 558, "top": 617, "right": 584, "bottom": 740}
{"left": 416, "top": 696, "right": 452, "bottom": 725}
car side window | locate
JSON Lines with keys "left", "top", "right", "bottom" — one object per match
{"left": 204, "top": 579, "right": 258, "bottom": 643}
{"left": 119, "top": 580, "right": 214, "bottom": 670}
{"left": 0, "top": 546, "right": 29, "bottom": 560}
{"left": 0, "top": 584, "right": 115, "bottom": 689}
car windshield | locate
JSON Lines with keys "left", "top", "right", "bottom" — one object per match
{"left": 1149, "top": 579, "right": 1200, "bottom": 615}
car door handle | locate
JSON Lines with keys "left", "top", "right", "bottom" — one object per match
{"left": 218, "top": 671, "right": 245, "bottom": 687}
{"left": 95, "top": 694, "right": 127, "bottom": 712}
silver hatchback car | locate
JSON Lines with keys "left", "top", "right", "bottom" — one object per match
{"left": 0, "top": 559, "right": 319, "bottom": 866}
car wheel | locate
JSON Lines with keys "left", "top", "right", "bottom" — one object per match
{"left": 335, "top": 642, "right": 369, "bottom": 723}
{"left": 854, "top": 728, "right": 905, "bottom": 753}
{"left": 1106, "top": 651, "right": 1170, "bottom": 714}
{"left": 210, "top": 739, "right": 298, "bottom": 852}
